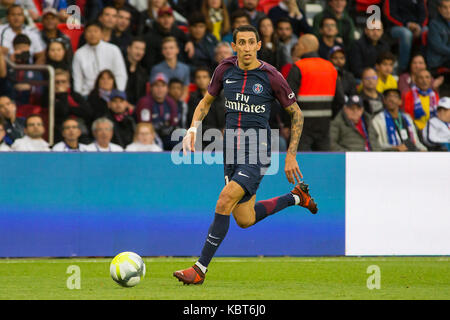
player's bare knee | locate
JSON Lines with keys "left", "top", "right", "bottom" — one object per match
{"left": 216, "top": 191, "right": 235, "bottom": 214}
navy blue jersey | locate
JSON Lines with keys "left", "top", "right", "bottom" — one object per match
{"left": 208, "top": 56, "right": 296, "bottom": 130}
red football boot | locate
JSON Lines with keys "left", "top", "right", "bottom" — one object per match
{"left": 291, "top": 182, "right": 318, "bottom": 214}
{"left": 173, "top": 265, "right": 206, "bottom": 285}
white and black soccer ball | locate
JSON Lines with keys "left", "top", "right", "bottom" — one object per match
{"left": 110, "top": 252, "right": 146, "bottom": 287}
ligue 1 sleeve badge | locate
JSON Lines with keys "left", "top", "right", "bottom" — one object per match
{"left": 252, "top": 83, "right": 263, "bottom": 94}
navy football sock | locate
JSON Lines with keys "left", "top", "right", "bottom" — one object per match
{"left": 254, "top": 193, "right": 295, "bottom": 224}
{"left": 198, "top": 213, "right": 230, "bottom": 268}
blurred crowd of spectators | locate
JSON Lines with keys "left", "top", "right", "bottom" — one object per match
{"left": 0, "top": 0, "right": 448, "bottom": 153}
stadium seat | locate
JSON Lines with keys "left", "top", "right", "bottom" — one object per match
{"left": 355, "top": 0, "right": 382, "bottom": 12}
{"left": 258, "top": 0, "right": 281, "bottom": 14}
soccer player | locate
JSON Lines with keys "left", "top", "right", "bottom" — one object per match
{"left": 173, "top": 25, "right": 317, "bottom": 285}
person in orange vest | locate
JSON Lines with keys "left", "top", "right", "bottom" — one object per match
{"left": 287, "top": 34, "right": 344, "bottom": 151}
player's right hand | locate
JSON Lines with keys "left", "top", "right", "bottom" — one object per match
{"left": 182, "top": 128, "right": 196, "bottom": 155}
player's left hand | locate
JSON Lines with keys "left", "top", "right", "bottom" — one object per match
{"left": 285, "top": 153, "right": 303, "bottom": 184}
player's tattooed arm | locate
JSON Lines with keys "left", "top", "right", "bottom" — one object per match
{"left": 190, "top": 92, "right": 216, "bottom": 128}
{"left": 283, "top": 102, "right": 304, "bottom": 184}
{"left": 285, "top": 102, "right": 304, "bottom": 156}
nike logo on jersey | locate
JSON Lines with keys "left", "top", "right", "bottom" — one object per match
{"left": 225, "top": 79, "right": 237, "bottom": 84}
{"left": 238, "top": 171, "right": 249, "bottom": 178}
{"left": 208, "top": 234, "right": 221, "bottom": 240}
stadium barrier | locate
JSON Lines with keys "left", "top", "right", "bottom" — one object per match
{"left": 0, "top": 153, "right": 345, "bottom": 257}
{"left": 1, "top": 152, "right": 448, "bottom": 258}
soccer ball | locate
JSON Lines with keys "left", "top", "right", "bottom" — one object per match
{"left": 110, "top": 252, "right": 146, "bottom": 287}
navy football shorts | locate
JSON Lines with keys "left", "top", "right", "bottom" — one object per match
{"left": 224, "top": 163, "right": 270, "bottom": 204}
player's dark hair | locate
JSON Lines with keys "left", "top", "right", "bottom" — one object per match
{"left": 232, "top": 25, "right": 260, "bottom": 43}
{"left": 376, "top": 51, "right": 396, "bottom": 65}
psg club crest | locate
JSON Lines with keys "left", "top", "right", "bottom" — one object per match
{"left": 253, "top": 83, "right": 263, "bottom": 94}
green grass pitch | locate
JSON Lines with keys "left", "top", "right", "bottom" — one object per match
{"left": 0, "top": 257, "right": 448, "bottom": 300}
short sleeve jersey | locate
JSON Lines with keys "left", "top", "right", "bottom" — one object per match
{"left": 208, "top": 56, "right": 296, "bottom": 130}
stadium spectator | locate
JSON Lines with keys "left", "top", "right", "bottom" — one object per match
{"left": 40, "top": 8, "right": 73, "bottom": 58}
{"left": 53, "top": 69, "right": 92, "bottom": 144}
{"left": 52, "top": 118, "right": 88, "bottom": 152}
{"left": 318, "top": 16, "right": 341, "bottom": 59}
{"left": 104, "top": 89, "right": 136, "bottom": 148}
{"left": 187, "top": 13, "right": 218, "bottom": 73}
{"left": 187, "top": 66, "right": 225, "bottom": 138}
{"left": 213, "top": 41, "right": 233, "bottom": 68}
{"left": 398, "top": 53, "right": 444, "bottom": 95}
{"left": 422, "top": 96, "right": 450, "bottom": 150}
{"left": 0, "top": 0, "right": 14, "bottom": 25}
{"left": 72, "top": 21, "right": 128, "bottom": 96}
{"left": 329, "top": 46, "right": 356, "bottom": 117}
{"left": 375, "top": 52, "right": 398, "bottom": 93}
{"left": 0, "top": 5, "right": 46, "bottom": 64}
{"left": 113, "top": 8, "right": 134, "bottom": 54}
{"left": 11, "top": 114, "right": 50, "bottom": 151}
{"left": 137, "top": 0, "right": 187, "bottom": 35}
{"left": 125, "top": 37, "right": 147, "bottom": 106}
{"left": 168, "top": 78, "right": 188, "bottom": 129}
{"left": 257, "top": 16, "right": 287, "bottom": 70}
{"left": 141, "top": 6, "right": 194, "bottom": 71}
{"left": 45, "top": 38, "right": 72, "bottom": 73}
{"left": 136, "top": 72, "right": 179, "bottom": 150}
{"left": 107, "top": 0, "right": 141, "bottom": 35}
{"left": 125, "top": 122, "right": 163, "bottom": 152}
{"left": 276, "top": 18, "right": 298, "bottom": 64}
{"left": 222, "top": 9, "right": 251, "bottom": 44}
{"left": 40, "top": 0, "right": 69, "bottom": 21}
{"left": 330, "top": 94, "right": 380, "bottom": 151}
{"left": 0, "top": 119, "right": 10, "bottom": 151}
{"left": 99, "top": 6, "right": 121, "bottom": 44}
{"left": 359, "top": 67, "right": 384, "bottom": 115}
{"left": 426, "top": 0, "right": 450, "bottom": 93}
{"left": 286, "top": 34, "right": 342, "bottom": 151}
{"left": 384, "top": 0, "right": 428, "bottom": 73}
{"left": 0, "top": 95, "right": 24, "bottom": 145}
{"left": 88, "top": 69, "right": 118, "bottom": 121}
{"left": 150, "top": 36, "right": 191, "bottom": 101}
{"left": 348, "top": 19, "right": 390, "bottom": 79}
{"left": 268, "top": 0, "right": 312, "bottom": 36}
{"left": 372, "top": 88, "right": 427, "bottom": 151}
{"left": 329, "top": 46, "right": 356, "bottom": 96}
{"left": 85, "top": 117, "right": 124, "bottom": 152}
{"left": 201, "top": 0, "right": 231, "bottom": 41}
{"left": 6, "top": 34, "right": 43, "bottom": 106}
{"left": 313, "top": 0, "right": 356, "bottom": 52}
{"left": 242, "top": 0, "right": 266, "bottom": 27}
{"left": 402, "top": 69, "right": 440, "bottom": 131}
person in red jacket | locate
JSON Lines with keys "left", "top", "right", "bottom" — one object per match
{"left": 402, "top": 69, "right": 439, "bottom": 132}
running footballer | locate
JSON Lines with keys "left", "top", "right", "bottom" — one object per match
{"left": 173, "top": 25, "right": 318, "bottom": 285}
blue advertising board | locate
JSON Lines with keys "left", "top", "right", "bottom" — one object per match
{"left": 0, "top": 153, "right": 345, "bottom": 257}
